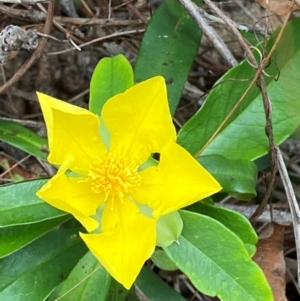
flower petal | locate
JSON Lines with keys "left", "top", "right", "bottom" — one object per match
{"left": 101, "top": 76, "right": 176, "bottom": 164}
{"left": 36, "top": 157, "right": 102, "bottom": 232}
{"left": 132, "top": 141, "right": 222, "bottom": 218}
{"left": 80, "top": 199, "right": 156, "bottom": 289}
{"left": 37, "top": 92, "right": 106, "bottom": 173}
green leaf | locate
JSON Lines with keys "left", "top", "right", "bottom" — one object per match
{"left": 134, "top": 0, "right": 202, "bottom": 115}
{"left": 151, "top": 249, "right": 178, "bottom": 271}
{"left": 0, "top": 215, "right": 70, "bottom": 258}
{"left": 178, "top": 18, "right": 300, "bottom": 160}
{"left": 135, "top": 267, "right": 188, "bottom": 301}
{"left": 156, "top": 211, "right": 183, "bottom": 247}
{"left": 240, "top": 31, "right": 264, "bottom": 46}
{"left": 0, "top": 228, "right": 87, "bottom": 301}
{"left": 49, "top": 251, "right": 111, "bottom": 301}
{"left": 0, "top": 179, "right": 68, "bottom": 227}
{"left": 106, "top": 278, "right": 139, "bottom": 301}
{"left": 89, "top": 54, "right": 134, "bottom": 114}
{"left": 0, "top": 120, "right": 48, "bottom": 159}
{"left": 198, "top": 155, "right": 257, "bottom": 200}
{"left": 164, "top": 211, "right": 273, "bottom": 301}
{"left": 186, "top": 203, "right": 257, "bottom": 256}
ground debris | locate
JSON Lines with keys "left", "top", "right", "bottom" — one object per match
{"left": 0, "top": 25, "right": 39, "bottom": 64}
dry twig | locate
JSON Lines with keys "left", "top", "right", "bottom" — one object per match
{"left": 277, "top": 147, "right": 300, "bottom": 287}
{"left": 178, "top": 0, "right": 238, "bottom": 67}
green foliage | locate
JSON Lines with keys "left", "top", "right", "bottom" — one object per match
{"left": 0, "top": 120, "right": 48, "bottom": 160}
{"left": 199, "top": 155, "right": 258, "bottom": 200}
{"left": 186, "top": 201, "right": 257, "bottom": 256}
{"left": 0, "top": 229, "right": 87, "bottom": 301}
{"left": 0, "top": 179, "right": 67, "bottom": 227}
{"left": 164, "top": 211, "right": 273, "bottom": 301}
{"left": 155, "top": 211, "right": 183, "bottom": 247}
{"left": 0, "top": 216, "right": 70, "bottom": 258}
{"left": 178, "top": 18, "right": 300, "bottom": 160}
{"left": 49, "top": 251, "right": 111, "bottom": 301}
{"left": 135, "top": 267, "right": 188, "bottom": 301}
{"left": 134, "top": 0, "right": 202, "bottom": 114}
{"left": 89, "top": 54, "right": 134, "bottom": 114}
{"left": 106, "top": 278, "right": 139, "bottom": 301}
{"left": 151, "top": 249, "right": 178, "bottom": 271}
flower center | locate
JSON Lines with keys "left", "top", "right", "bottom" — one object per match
{"left": 88, "top": 153, "right": 141, "bottom": 199}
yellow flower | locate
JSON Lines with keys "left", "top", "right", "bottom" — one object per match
{"left": 36, "top": 76, "right": 221, "bottom": 289}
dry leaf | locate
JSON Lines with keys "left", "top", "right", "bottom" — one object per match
{"left": 255, "top": 0, "right": 300, "bottom": 15}
{"left": 253, "top": 223, "right": 288, "bottom": 301}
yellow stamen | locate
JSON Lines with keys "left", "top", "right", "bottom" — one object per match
{"left": 88, "top": 153, "right": 141, "bottom": 199}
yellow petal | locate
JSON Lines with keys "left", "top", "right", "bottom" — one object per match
{"left": 101, "top": 76, "right": 176, "bottom": 164}
{"left": 80, "top": 199, "right": 156, "bottom": 289}
{"left": 132, "top": 141, "right": 222, "bottom": 218}
{"left": 36, "top": 157, "right": 102, "bottom": 232}
{"left": 37, "top": 92, "right": 106, "bottom": 173}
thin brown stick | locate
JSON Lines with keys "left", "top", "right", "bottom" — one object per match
{"left": 0, "top": 5, "right": 144, "bottom": 26}
{"left": 0, "top": 154, "right": 31, "bottom": 178}
{"left": 121, "top": 0, "right": 148, "bottom": 24}
{"left": 79, "top": 0, "right": 95, "bottom": 17}
{"left": 178, "top": 0, "right": 238, "bottom": 67}
{"left": 45, "top": 29, "right": 145, "bottom": 56}
{"left": 36, "top": 3, "right": 82, "bottom": 45}
{"left": 0, "top": 1, "right": 54, "bottom": 94}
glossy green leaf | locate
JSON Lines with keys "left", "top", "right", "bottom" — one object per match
{"left": 164, "top": 211, "right": 273, "bottom": 301}
{"left": 0, "top": 120, "right": 48, "bottom": 159}
{"left": 186, "top": 202, "right": 257, "bottom": 256}
{"left": 0, "top": 215, "right": 70, "bottom": 258}
{"left": 106, "top": 278, "right": 139, "bottom": 301}
{"left": 0, "top": 228, "right": 87, "bottom": 301}
{"left": 0, "top": 179, "right": 67, "bottom": 227}
{"left": 135, "top": 267, "right": 188, "bottom": 301}
{"left": 198, "top": 155, "right": 257, "bottom": 200}
{"left": 89, "top": 54, "right": 134, "bottom": 114}
{"left": 134, "top": 0, "right": 202, "bottom": 115}
{"left": 178, "top": 18, "right": 300, "bottom": 160}
{"left": 156, "top": 211, "right": 183, "bottom": 247}
{"left": 151, "top": 249, "right": 178, "bottom": 271}
{"left": 49, "top": 251, "right": 111, "bottom": 301}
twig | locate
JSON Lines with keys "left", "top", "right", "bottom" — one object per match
{"left": 36, "top": 2, "right": 83, "bottom": 45}
{"left": 198, "top": 6, "right": 265, "bottom": 35}
{"left": 178, "top": 0, "right": 238, "bottom": 67}
{"left": 121, "top": 0, "right": 148, "bottom": 24}
{"left": 0, "top": 1, "right": 54, "bottom": 94}
{"left": 45, "top": 29, "right": 145, "bottom": 56}
{"left": 0, "top": 5, "right": 144, "bottom": 27}
{"left": 277, "top": 147, "right": 300, "bottom": 287}
{"left": 218, "top": 203, "right": 292, "bottom": 226}
{"left": 80, "top": 0, "right": 95, "bottom": 17}
{"left": 0, "top": 0, "right": 48, "bottom": 3}
{"left": 0, "top": 154, "right": 31, "bottom": 178}
{"left": 202, "top": 0, "right": 256, "bottom": 64}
